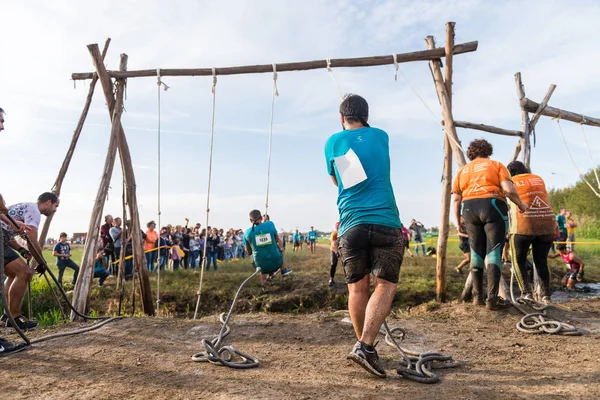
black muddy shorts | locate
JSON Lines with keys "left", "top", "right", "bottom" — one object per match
{"left": 2, "top": 229, "right": 20, "bottom": 265}
{"left": 338, "top": 224, "right": 404, "bottom": 284}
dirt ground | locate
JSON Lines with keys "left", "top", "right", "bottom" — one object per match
{"left": 2, "top": 299, "right": 599, "bottom": 400}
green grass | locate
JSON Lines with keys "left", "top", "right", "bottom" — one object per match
{"left": 11, "top": 239, "right": 597, "bottom": 323}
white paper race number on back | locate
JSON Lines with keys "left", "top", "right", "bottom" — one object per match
{"left": 255, "top": 233, "right": 273, "bottom": 247}
{"left": 334, "top": 148, "right": 367, "bottom": 189}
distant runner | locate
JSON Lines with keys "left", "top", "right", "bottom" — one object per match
{"left": 308, "top": 226, "right": 317, "bottom": 254}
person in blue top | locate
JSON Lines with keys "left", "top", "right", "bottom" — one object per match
{"left": 244, "top": 210, "right": 292, "bottom": 289}
{"left": 292, "top": 229, "right": 301, "bottom": 252}
{"left": 324, "top": 94, "right": 405, "bottom": 378}
{"left": 308, "top": 226, "right": 317, "bottom": 254}
{"left": 556, "top": 208, "right": 567, "bottom": 243}
{"left": 52, "top": 232, "right": 80, "bottom": 286}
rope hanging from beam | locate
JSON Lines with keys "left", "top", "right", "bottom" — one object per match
{"left": 326, "top": 58, "right": 344, "bottom": 100}
{"left": 264, "top": 64, "right": 279, "bottom": 216}
{"left": 392, "top": 53, "right": 467, "bottom": 158}
{"left": 554, "top": 116, "right": 600, "bottom": 198}
{"left": 579, "top": 117, "right": 600, "bottom": 190}
{"left": 193, "top": 69, "right": 218, "bottom": 319}
{"left": 155, "top": 68, "right": 169, "bottom": 308}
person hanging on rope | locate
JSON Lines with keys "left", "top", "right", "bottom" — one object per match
{"left": 325, "top": 94, "right": 405, "bottom": 378}
{"left": 452, "top": 139, "right": 527, "bottom": 310}
{"left": 506, "top": 161, "right": 556, "bottom": 304}
{"left": 243, "top": 210, "right": 291, "bottom": 290}
{"left": 308, "top": 226, "right": 317, "bottom": 254}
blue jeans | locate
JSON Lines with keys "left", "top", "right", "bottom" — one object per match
{"left": 125, "top": 259, "right": 133, "bottom": 277}
{"left": 224, "top": 248, "right": 233, "bottom": 262}
{"left": 235, "top": 245, "right": 245, "bottom": 259}
{"left": 159, "top": 254, "right": 167, "bottom": 270}
{"left": 206, "top": 251, "right": 218, "bottom": 271}
{"left": 189, "top": 250, "right": 199, "bottom": 268}
{"left": 146, "top": 251, "right": 157, "bottom": 272}
{"left": 414, "top": 237, "right": 426, "bottom": 256}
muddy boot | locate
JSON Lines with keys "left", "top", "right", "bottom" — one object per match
{"left": 471, "top": 269, "right": 485, "bottom": 306}
{"left": 486, "top": 265, "right": 510, "bottom": 310}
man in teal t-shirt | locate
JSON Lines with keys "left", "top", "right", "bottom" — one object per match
{"left": 292, "top": 229, "right": 301, "bottom": 252}
{"left": 308, "top": 227, "right": 317, "bottom": 254}
{"left": 556, "top": 208, "right": 567, "bottom": 242}
{"left": 324, "top": 94, "right": 405, "bottom": 379}
{"left": 244, "top": 210, "right": 292, "bottom": 288}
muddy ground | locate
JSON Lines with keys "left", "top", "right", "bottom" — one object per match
{"left": 2, "top": 299, "right": 600, "bottom": 400}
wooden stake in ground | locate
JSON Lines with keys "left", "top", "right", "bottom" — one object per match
{"left": 87, "top": 46, "right": 155, "bottom": 316}
{"left": 71, "top": 52, "right": 127, "bottom": 320}
{"left": 430, "top": 23, "right": 456, "bottom": 302}
{"left": 37, "top": 38, "right": 111, "bottom": 248}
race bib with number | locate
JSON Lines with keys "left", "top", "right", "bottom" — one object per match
{"left": 255, "top": 233, "right": 273, "bottom": 247}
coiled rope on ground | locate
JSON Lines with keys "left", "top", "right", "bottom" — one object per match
{"left": 509, "top": 267, "right": 583, "bottom": 336}
{"left": 382, "top": 321, "right": 461, "bottom": 384}
{"left": 191, "top": 268, "right": 261, "bottom": 369}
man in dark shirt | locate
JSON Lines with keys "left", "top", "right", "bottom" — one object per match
{"left": 52, "top": 232, "right": 79, "bottom": 286}
{"left": 100, "top": 214, "right": 114, "bottom": 264}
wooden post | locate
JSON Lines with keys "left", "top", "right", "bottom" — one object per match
{"left": 431, "top": 22, "right": 455, "bottom": 303}
{"left": 87, "top": 46, "right": 155, "bottom": 316}
{"left": 425, "top": 35, "right": 467, "bottom": 169}
{"left": 70, "top": 51, "right": 125, "bottom": 320}
{"left": 515, "top": 73, "right": 532, "bottom": 169}
{"left": 509, "top": 141, "right": 522, "bottom": 163}
{"left": 37, "top": 38, "right": 111, "bottom": 248}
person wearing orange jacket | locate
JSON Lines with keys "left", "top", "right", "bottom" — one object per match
{"left": 452, "top": 139, "right": 527, "bottom": 310}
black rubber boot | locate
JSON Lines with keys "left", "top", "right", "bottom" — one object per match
{"left": 471, "top": 269, "right": 485, "bottom": 306}
{"left": 486, "top": 265, "right": 510, "bottom": 310}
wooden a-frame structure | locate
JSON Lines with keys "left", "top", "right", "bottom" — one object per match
{"left": 51, "top": 21, "right": 597, "bottom": 315}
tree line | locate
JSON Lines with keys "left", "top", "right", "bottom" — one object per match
{"left": 547, "top": 167, "right": 600, "bottom": 238}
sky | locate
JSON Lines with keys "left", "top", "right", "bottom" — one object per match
{"left": 1, "top": 0, "right": 600, "bottom": 238}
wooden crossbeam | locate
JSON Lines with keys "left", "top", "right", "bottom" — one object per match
{"left": 71, "top": 41, "right": 478, "bottom": 80}
{"left": 521, "top": 98, "right": 600, "bottom": 127}
{"left": 454, "top": 121, "right": 523, "bottom": 137}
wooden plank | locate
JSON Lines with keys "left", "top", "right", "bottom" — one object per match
{"left": 87, "top": 46, "right": 155, "bottom": 316}
{"left": 70, "top": 49, "right": 124, "bottom": 320}
{"left": 515, "top": 72, "right": 532, "bottom": 169}
{"left": 529, "top": 85, "right": 556, "bottom": 130}
{"left": 71, "top": 41, "right": 479, "bottom": 80}
{"left": 425, "top": 36, "right": 466, "bottom": 169}
{"left": 37, "top": 38, "right": 111, "bottom": 249}
{"left": 521, "top": 98, "right": 600, "bottom": 127}
{"left": 454, "top": 121, "right": 523, "bottom": 137}
{"left": 510, "top": 141, "right": 522, "bottom": 163}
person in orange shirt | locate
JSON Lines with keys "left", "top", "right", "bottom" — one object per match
{"left": 144, "top": 220, "right": 159, "bottom": 272}
{"left": 506, "top": 161, "right": 555, "bottom": 304}
{"left": 452, "top": 139, "right": 527, "bottom": 310}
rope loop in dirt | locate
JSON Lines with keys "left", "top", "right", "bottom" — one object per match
{"left": 192, "top": 269, "right": 261, "bottom": 369}
{"left": 382, "top": 321, "right": 460, "bottom": 384}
